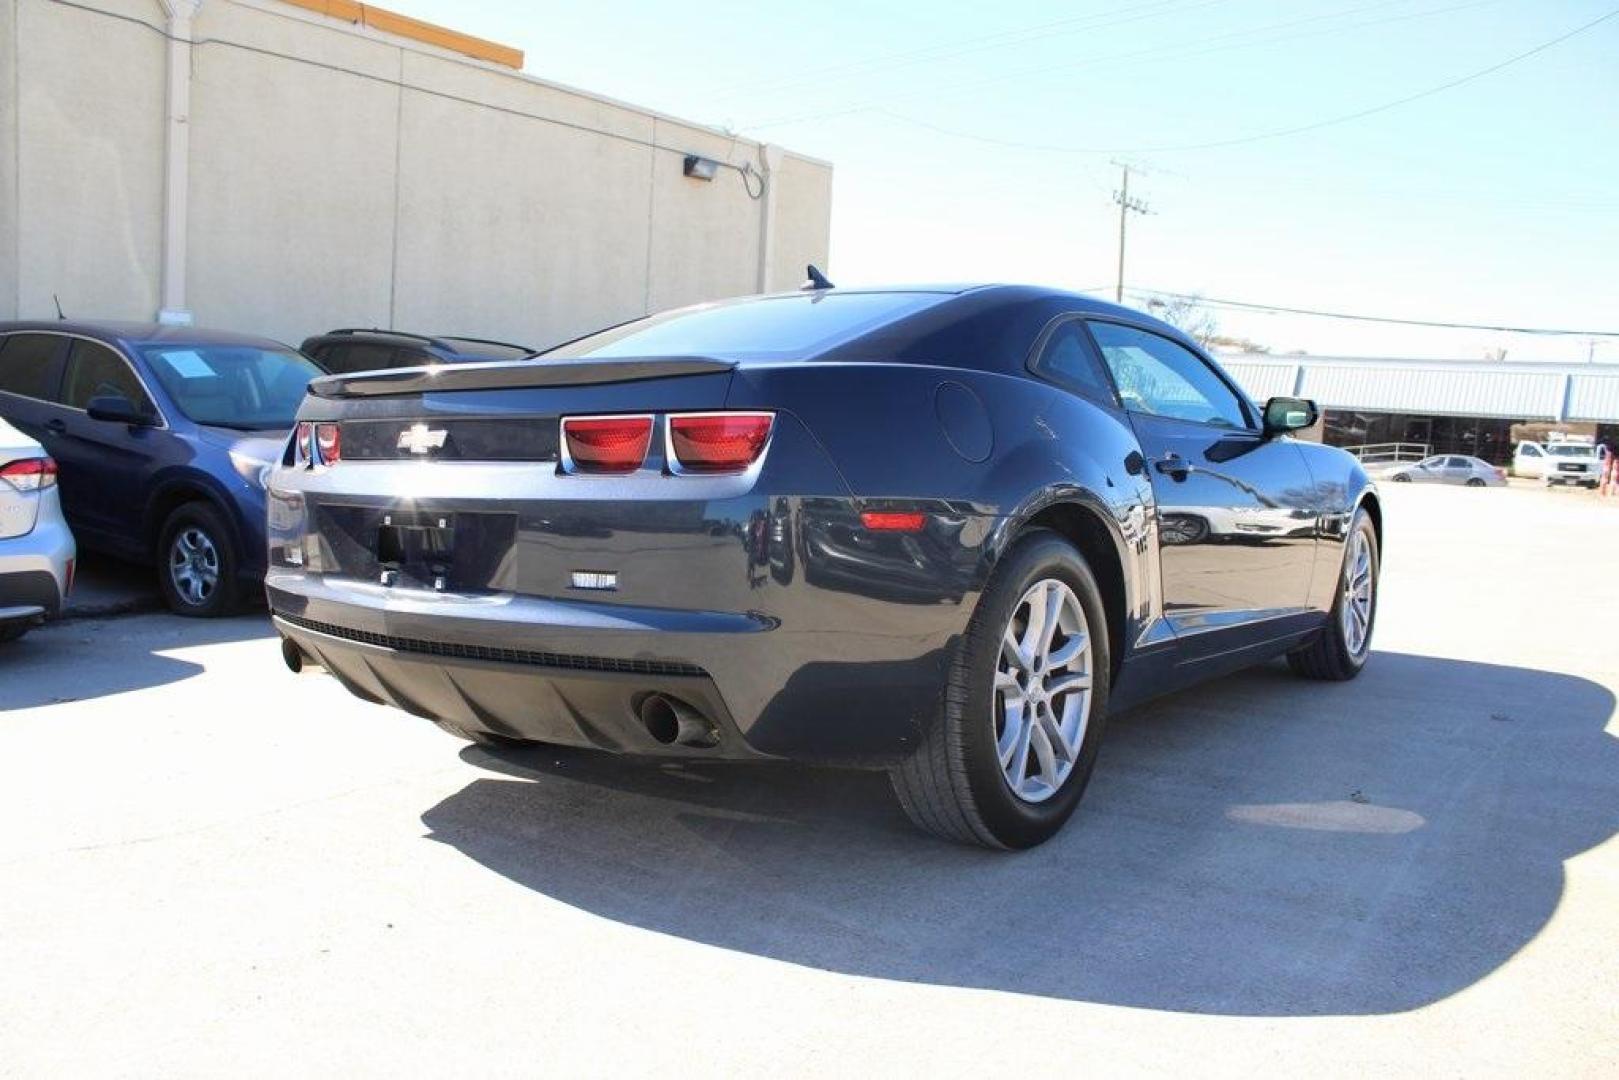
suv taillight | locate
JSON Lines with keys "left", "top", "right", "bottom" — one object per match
{"left": 668, "top": 412, "right": 774, "bottom": 473}
{"left": 562, "top": 415, "right": 653, "bottom": 473}
{"left": 0, "top": 456, "right": 58, "bottom": 491}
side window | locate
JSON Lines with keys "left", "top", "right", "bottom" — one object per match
{"left": 1519, "top": 443, "right": 1543, "bottom": 457}
{"left": 63, "top": 340, "right": 157, "bottom": 416}
{"left": 0, "top": 333, "right": 67, "bottom": 401}
{"left": 1087, "top": 322, "right": 1251, "bottom": 429}
{"left": 1031, "top": 320, "right": 1117, "bottom": 405}
{"left": 1446, "top": 456, "right": 1468, "bottom": 468}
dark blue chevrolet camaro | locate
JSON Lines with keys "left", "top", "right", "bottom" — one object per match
{"left": 268, "top": 284, "right": 1381, "bottom": 848}
{"left": 0, "top": 321, "right": 323, "bottom": 615}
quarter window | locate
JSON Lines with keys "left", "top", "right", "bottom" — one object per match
{"left": 1087, "top": 322, "right": 1250, "bottom": 429}
{"left": 63, "top": 340, "right": 157, "bottom": 416}
{"left": 1032, "top": 320, "right": 1117, "bottom": 404}
{"left": 0, "top": 333, "right": 66, "bottom": 401}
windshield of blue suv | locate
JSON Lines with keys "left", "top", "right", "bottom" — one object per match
{"left": 139, "top": 345, "right": 324, "bottom": 430}
{"left": 541, "top": 291, "right": 951, "bottom": 362}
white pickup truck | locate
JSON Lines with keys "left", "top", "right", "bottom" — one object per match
{"left": 1514, "top": 438, "right": 1602, "bottom": 488}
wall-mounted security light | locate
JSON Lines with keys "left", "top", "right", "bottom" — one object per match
{"left": 682, "top": 154, "right": 719, "bottom": 182}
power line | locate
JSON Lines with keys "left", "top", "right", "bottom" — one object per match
{"left": 858, "top": 4, "right": 1618, "bottom": 155}
{"left": 709, "top": 0, "right": 1226, "bottom": 104}
{"left": 1126, "top": 289, "right": 1619, "bottom": 337}
{"left": 743, "top": 0, "right": 1491, "bottom": 132}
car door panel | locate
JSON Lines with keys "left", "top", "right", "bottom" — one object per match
{"left": 1133, "top": 414, "right": 1319, "bottom": 647}
{"left": 1084, "top": 319, "right": 1320, "bottom": 659}
{"left": 51, "top": 339, "right": 164, "bottom": 552}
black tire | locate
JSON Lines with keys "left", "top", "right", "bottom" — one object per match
{"left": 1392, "top": 473, "right": 1411, "bottom": 482}
{"left": 1288, "top": 509, "right": 1379, "bottom": 681}
{"left": 1466, "top": 477, "right": 1485, "bottom": 487}
{"left": 0, "top": 622, "right": 31, "bottom": 644}
{"left": 156, "top": 501, "right": 240, "bottom": 618}
{"left": 890, "top": 529, "right": 1111, "bottom": 850}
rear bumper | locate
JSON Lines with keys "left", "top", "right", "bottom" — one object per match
{"left": 274, "top": 611, "right": 753, "bottom": 758}
{"left": 0, "top": 515, "right": 74, "bottom": 622}
{"left": 266, "top": 555, "right": 976, "bottom": 766}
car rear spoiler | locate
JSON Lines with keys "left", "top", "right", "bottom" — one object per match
{"left": 308, "top": 356, "right": 737, "bottom": 398}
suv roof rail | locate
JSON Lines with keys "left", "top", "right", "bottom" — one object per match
{"left": 319, "top": 328, "right": 451, "bottom": 349}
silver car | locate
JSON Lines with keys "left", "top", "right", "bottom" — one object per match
{"left": 1386, "top": 454, "right": 1505, "bottom": 487}
{"left": 0, "top": 417, "right": 75, "bottom": 642}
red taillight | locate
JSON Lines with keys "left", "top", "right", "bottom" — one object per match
{"left": 315, "top": 423, "right": 341, "bottom": 465}
{"left": 294, "top": 422, "right": 313, "bottom": 466}
{"left": 562, "top": 415, "right": 653, "bottom": 474}
{"left": 668, "top": 412, "right": 774, "bottom": 473}
{"left": 0, "top": 456, "right": 58, "bottom": 491}
{"left": 860, "top": 511, "right": 926, "bottom": 533}
{"left": 1495, "top": 467, "right": 1506, "bottom": 480}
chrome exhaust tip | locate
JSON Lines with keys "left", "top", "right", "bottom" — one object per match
{"left": 638, "top": 693, "right": 718, "bottom": 748}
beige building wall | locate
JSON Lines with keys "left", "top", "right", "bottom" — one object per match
{"left": 1, "top": 0, "right": 832, "bottom": 346}
{"left": 8, "top": 0, "right": 166, "bottom": 321}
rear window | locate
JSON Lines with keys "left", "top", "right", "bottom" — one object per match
{"left": 440, "top": 339, "right": 532, "bottom": 360}
{"left": 543, "top": 292, "right": 951, "bottom": 362}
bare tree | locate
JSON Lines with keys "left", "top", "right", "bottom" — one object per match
{"left": 1145, "top": 294, "right": 1220, "bottom": 348}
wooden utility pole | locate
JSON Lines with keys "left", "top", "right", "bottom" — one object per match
{"left": 1112, "top": 161, "right": 1151, "bottom": 304}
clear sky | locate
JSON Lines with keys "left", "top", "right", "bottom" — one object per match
{"left": 401, "top": 1, "right": 1618, "bottom": 362}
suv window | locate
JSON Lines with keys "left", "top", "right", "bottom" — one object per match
{"left": 0, "top": 333, "right": 66, "bottom": 401}
{"left": 318, "top": 342, "right": 401, "bottom": 375}
{"left": 1518, "top": 443, "right": 1543, "bottom": 457}
{"left": 63, "top": 339, "right": 158, "bottom": 416}
{"left": 1031, "top": 319, "right": 1117, "bottom": 404}
{"left": 1087, "top": 322, "right": 1250, "bottom": 428}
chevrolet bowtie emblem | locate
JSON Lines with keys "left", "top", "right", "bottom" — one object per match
{"left": 398, "top": 424, "right": 448, "bottom": 454}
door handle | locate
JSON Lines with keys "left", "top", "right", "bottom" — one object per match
{"left": 44, "top": 419, "right": 67, "bottom": 436}
{"left": 1152, "top": 455, "right": 1191, "bottom": 480}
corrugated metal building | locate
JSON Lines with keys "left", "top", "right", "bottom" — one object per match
{"left": 1218, "top": 354, "right": 1619, "bottom": 463}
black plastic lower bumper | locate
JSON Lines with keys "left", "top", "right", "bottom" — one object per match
{"left": 274, "top": 613, "right": 760, "bottom": 759}
{"left": 0, "top": 569, "right": 63, "bottom": 619}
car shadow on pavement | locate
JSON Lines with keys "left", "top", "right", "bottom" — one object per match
{"left": 0, "top": 613, "right": 276, "bottom": 711}
{"left": 420, "top": 651, "right": 1619, "bottom": 1017}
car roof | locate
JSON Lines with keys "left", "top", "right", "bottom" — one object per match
{"left": 750, "top": 282, "right": 1145, "bottom": 316}
{"left": 0, "top": 319, "right": 292, "bottom": 351}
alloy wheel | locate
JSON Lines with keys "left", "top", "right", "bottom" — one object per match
{"left": 169, "top": 527, "right": 220, "bottom": 607}
{"left": 994, "top": 578, "right": 1094, "bottom": 804}
{"left": 1341, "top": 529, "right": 1374, "bottom": 657}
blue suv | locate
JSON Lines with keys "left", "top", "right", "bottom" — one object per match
{"left": 0, "top": 321, "right": 323, "bottom": 616}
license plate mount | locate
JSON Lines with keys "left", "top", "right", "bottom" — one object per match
{"left": 376, "top": 511, "right": 456, "bottom": 588}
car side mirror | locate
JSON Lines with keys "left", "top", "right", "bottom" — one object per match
{"left": 86, "top": 394, "right": 155, "bottom": 427}
{"left": 1262, "top": 396, "right": 1318, "bottom": 437}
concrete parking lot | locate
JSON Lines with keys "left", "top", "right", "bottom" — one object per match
{"left": 2, "top": 484, "right": 1616, "bottom": 1076}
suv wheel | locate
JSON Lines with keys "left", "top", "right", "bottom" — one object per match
{"left": 890, "top": 529, "right": 1111, "bottom": 849}
{"left": 157, "top": 502, "right": 240, "bottom": 618}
